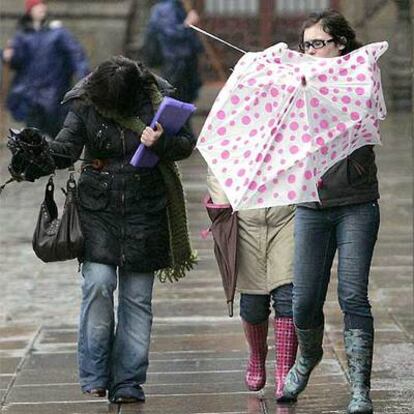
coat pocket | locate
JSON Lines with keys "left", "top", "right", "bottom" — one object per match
{"left": 347, "top": 146, "right": 376, "bottom": 188}
{"left": 78, "top": 170, "right": 112, "bottom": 211}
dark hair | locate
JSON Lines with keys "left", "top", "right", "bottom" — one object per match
{"left": 18, "top": 13, "right": 45, "bottom": 29}
{"left": 85, "top": 56, "right": 153, "bottom": 117}
{"left": 299, "top": 9, "right": 362, "bottom": 55}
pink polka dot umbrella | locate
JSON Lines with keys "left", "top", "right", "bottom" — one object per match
{"left": 197, "top": 42, "right": 388, "bottom": 211}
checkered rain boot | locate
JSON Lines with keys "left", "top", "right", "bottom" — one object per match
{"left": 274, "top": 317, "right": 298, "bottom": 402}
{"left": 242, "top": 319, "right": 269, "bottom": 391}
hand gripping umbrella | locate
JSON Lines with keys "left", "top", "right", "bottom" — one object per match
{"left": 7, "top": 128, "right": 56, "bottom": 182}
{"left": 1, "top": 128, "right": 57, "bottom": 198}
{"left": 197, "top": 41, "right": 388, "bottom": 210}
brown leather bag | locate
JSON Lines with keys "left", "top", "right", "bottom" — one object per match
{"left": 32, "top": 174, "right": 84, "bottom": 262}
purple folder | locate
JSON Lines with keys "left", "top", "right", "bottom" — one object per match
{"left": 130, "top": 97, "right": 196, "bottom": 168}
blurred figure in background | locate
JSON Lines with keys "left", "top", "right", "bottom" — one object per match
{"left": 146, "top": 0, "right": 203, "bottom": 104}
{"left": 2, "top": 0, "right": 89, "bottom": 137}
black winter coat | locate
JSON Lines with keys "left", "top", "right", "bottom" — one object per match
{"left": 302, "top": 145, "right": 379, "bottom": 209}
{"left": 49, "top": 78, "right": 195, "bottom": 271}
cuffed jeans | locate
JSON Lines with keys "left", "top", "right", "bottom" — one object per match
{"left": 240, "top": 284, "right": 294, "bottom": 324}
{"left": 293, "top": 202, "right": 379, "bottom": 332}
{"left": 78, "top": 261, "right": 154, "bottom": 395}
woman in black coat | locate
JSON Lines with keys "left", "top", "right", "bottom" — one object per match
{"left": 48, "top": 56, "right": 196, "bottom": 403}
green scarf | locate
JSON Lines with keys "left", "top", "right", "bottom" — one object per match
{"left": 89, "top": 80, "right": 197, "bottom": 282}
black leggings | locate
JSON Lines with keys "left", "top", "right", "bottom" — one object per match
{"left": 240, "top": 283, "right": 293, "bottom": 324}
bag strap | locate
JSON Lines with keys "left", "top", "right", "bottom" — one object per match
{"left": 65, "top": 172, "right": 77, "bottom": 202}
{"left": 45, "top": 176, "right": 55, "bottom": 198}
{"left": 44, "top": 176, "right": 58, "bottom": 220}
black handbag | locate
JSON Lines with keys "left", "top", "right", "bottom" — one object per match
{"left": 32, "top": 173, "right": 84, "bottom": 262}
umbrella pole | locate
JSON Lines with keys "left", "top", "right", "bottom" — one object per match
{"left": 189, "top": 24, "right": 247, "bottom": 55}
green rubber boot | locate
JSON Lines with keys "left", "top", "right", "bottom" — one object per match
{"left": 281, "top": 324, "right": 324, "bottom": 400}
{"left": 344, "top": 329, "right": 374, "bottom": 414}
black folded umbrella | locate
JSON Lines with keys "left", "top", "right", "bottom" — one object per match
{"left": 204, "top": 196, "right": 238, "bottom": 317}
{"left": 7, "top": 127, "right": 55, "bottom": 182}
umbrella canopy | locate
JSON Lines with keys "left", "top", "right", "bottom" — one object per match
{"left": 204, "top": 197, "right": 238, "bottom": 317}
{"left": 197, "top": 42, "right": 388, "bottom": 210}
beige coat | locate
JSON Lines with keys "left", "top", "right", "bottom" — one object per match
{"left": 207, "top": 169, "right": 294, "bottom": 294}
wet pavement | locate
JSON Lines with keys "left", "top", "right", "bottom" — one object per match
{"left": 0, "top": 86, "right": 413, "bottom": 413}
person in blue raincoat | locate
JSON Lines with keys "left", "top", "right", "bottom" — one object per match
{"left": 146, "top": 0, "right": 203, "bottom": 103}
{"left": 2, "top": 0, "right": 89, "bottom": 137}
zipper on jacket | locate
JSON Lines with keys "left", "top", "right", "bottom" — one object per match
{"left": 121, "top": 175, "right": 126, "bottom": 215}
{"left": 120, "top": 249, "right": 126, "bottom": 267}
{"left": 120, "top": 217, "right": 126, "bottom": 267}
{"left": 120, "top": 128, "right": 126, "bottom": 166}
{"left": 119, "top": 126, "right": 127, "bottom": 267}
{"left": 120, "top": 175, "right": 126, "bottom": 266}
{"left": 121, "top": 188, "right": 125, "bottom": 213}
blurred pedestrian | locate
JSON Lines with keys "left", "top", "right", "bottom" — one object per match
{"left": 2, "top": 0, "right": 89, "bottom": 137}
{"left": 206, "top": 171, "right": 298, "bottom": 401}
{"left": 146, "top": 0, "right": 203, "bottom": 104}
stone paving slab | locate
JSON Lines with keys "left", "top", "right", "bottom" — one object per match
{"left": 0, "top": 359, "right": 20, "bottom": 376}
{"left": 117, "top": 394, "right": 263, "bottom": 414}
{"left": 2, "top": 321, "right": 358, "bottom": 413}
{"left": 2, "top": 402, "right": 113, "bottom": 414}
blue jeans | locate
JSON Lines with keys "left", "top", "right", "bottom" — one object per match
{"left": 240, "top": 284, "right": 293, "bottom": 324}
{"left": 78, "top": 261, "right": 154, "bottom": 396}
{"left": 293, "top": 202, "right": 379, "bottom": 331}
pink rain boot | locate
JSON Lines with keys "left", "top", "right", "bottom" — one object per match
{"left": 274, "top": 317, "right": 298, "bottom": 402}
{"left": 242, "top": 319, "right": 269, "bottom": 391}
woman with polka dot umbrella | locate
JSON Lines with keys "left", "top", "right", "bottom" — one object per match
{"left": 197, "top": 40, "right": 387, "bottom": 211}
{"left": 201, "top": 10, "right": 388, "bottom": 412}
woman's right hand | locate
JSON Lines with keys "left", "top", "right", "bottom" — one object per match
{"left": 184, "top": 10, "right": 200, "bottom": 27}
{"left": 140, "top": 123, "right": 164, "bottom": 147}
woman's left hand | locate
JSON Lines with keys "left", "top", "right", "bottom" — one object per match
{"left": 140, "top": 123, "right": 164, "bottom": 147}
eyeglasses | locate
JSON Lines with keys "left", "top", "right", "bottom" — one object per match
{"left": 300, "top": 38, "right": 335, "bottom": 52}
